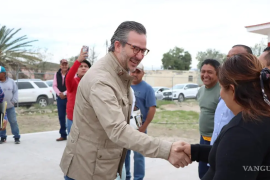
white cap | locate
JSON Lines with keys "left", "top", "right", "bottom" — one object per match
{"left": 136, "top": 63, "right": 144, "bottom": 72}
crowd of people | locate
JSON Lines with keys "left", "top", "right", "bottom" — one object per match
{"left": 1, "top": 21, "right": 270, "bottom": 180}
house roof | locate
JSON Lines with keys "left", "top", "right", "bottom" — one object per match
{"left": 245, "top": 22, "right": 270, "bottom": 36}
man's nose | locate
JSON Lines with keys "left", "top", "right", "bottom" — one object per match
{"left": 135, "top": 51, "right": 144, "bottom": 60}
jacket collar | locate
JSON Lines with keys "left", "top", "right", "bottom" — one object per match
{"left": 107, "top": 52, "right": 133, "bottom": 82}
{"left": 57, "top": 68, "right": 69, "bottom": 75}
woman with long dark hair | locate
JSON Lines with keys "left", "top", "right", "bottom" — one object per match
{"left": 179, "top": 53, "right": 270, "bottom": 180}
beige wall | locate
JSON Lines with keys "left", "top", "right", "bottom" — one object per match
{"left": 143, "top": 70, "right": 201, "bottom": 87}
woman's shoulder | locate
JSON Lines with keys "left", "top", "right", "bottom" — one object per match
{"left": 221, "top": 113, "right": 270, "bottom": 142}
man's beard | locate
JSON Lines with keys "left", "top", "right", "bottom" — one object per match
{"left": 120, "top": 50, "right": 129, "bottom": 71}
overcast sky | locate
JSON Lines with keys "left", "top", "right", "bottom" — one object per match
{"left": 1, "top": 0, "right": 269, "bottom": 70}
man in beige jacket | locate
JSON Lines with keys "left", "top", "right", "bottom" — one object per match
{"left": 60, "top": 21, "right": 190, "bottom": 180}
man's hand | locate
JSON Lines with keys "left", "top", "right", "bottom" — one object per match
{"left": 0, "top": 120, "right": 7, "bottom": 130}
{"left": 77, "top": 47, "right": 88, "bottom": 62}
{"left": 59, "top": 93, "right": 66, "bottom": 99}
{"left": 138, "top": 124, "right": 147, "bottom": 133}
{"left": 168, "top": 141, "right": 191, "bottom": 168}
{"left": 175, "top": 142, "right": 191, "bottom": 158}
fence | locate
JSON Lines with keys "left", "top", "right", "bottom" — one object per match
{"left": 6, "top": 70, "right": 203, "bottom": 87}
{"left": 143, "top": 70, "right": 202, "bottom": 88}
{"left": 7, "top": 71, "right": 55, "bottom": 81}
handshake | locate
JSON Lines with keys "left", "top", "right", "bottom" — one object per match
{"left": 168, "top": 141, "right": 191, "bottom": 168}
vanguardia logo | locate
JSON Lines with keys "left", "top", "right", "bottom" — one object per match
{"left": 243, "top": 166, "right": 270, "bottom": 171}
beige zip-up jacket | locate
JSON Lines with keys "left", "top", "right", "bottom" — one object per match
{"left": 60, "top": 52, "right": 172, "bottom": 180}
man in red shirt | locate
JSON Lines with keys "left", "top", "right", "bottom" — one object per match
{"left": 65, "top": 48, "right": 91, "bottom": 134}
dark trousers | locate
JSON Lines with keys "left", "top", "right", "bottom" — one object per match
{"left": 199, "top": 135, "right": 210, "bottom": 179}
{"left": 57, "top": 97, "right": 67, "bottom": 138}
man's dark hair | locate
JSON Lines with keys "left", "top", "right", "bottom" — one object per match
{"left": 263, "top": 47, "right": 270, "bottom": 66}
{"left": 108, "top": 21, "right": 146, "bottom": 52}
{"left": 200, "top": 59, "right": 221, "bottom": 73}
{"left": 232, "top": 44, "right": 253, "bottom": 54}
{"left": 82, "top": 60, "right": 91, "bottom": 68}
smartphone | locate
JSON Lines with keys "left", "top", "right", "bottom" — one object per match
{"left": 83, "top": 45, "right": 89, "bottom": 53}
{"left": 82, "top": 45, "right": 89, "bottom": 59}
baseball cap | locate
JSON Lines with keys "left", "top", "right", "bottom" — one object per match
{"left": 0, "top": 66, "right": 6, "bottom": 73}
{"left": 136, "top": 63, "right": 144, "bottom": 72}
{"left": 60, "top": 59, "right": 68, "bottom": 64}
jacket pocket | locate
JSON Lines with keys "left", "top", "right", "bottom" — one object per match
{"left": 60, "top": 153, "right": 74, "bottom": 176}
{"left": 94, "top": 148, "right": 122, "bottom": 176}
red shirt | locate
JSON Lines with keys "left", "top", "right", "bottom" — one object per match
{"left": 66, "top": 60, "right": 81, "bottom": 120}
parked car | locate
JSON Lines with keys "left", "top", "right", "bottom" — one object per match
{"left": 152, "top": 87, "right": 170, "bottom": 100}
{"left": 162, "top": 83, "right": 200, "bottom": 102}
{"left": 45, "top": 79, "right": 56, "bottom": 101}
{"left": 15, "top": 79, "right": 54, "bottom": 107}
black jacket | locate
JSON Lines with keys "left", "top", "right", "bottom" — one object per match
{"left": 56, "top": 68, "right": 69, "bottom": 93}
{"left": 191, "top": 112, "right": 270, "bottom": 180}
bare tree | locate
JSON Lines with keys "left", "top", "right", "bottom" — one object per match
{"left": 251, "top": 39, "right": 267, "bottom": 57}
{"left": 88, "top": 46, "right": 98, "bottom": 65}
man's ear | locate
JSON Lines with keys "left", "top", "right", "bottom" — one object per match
{"left": 114, "top": 41, "right": 122, "bottom": 53}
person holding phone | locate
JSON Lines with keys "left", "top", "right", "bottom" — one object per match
{"left": 65, "top": 47, "right": 91, "bottom": 134}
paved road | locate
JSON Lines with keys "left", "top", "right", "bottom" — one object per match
{"left": 1, "top": 131, "right": 199, "bottom": 180}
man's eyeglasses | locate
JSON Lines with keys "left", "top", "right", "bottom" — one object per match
{"left": 125, "top": 42, "right": 150, "bottom": 56}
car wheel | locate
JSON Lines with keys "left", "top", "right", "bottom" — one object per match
{"left": 37, "top": 96, "right": 48, "bottom": 107}
{"left": 178, "top": 94, "right": 185, "bottom": 102}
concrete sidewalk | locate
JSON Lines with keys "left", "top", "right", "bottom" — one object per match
{"left": 1, "top": 131, "right": 199, "bottom": 180}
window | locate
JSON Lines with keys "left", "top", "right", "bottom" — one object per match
{"left": 17, "top": 82, "right": 34, "bottom": 90}
{"left": 190, "top": 84, "right": 199, "bottom": 88}
{"left": 46, "top": 81, "right": 53, "bottom": 87}
{"left": 172, "top": 85, "right": 184, "bottom": 89}
{"left": 188, "top": 75, "right": 193, "bottom": 82}
{"left": 185, "top": 85, "right": 192, "bottom": 89}
{"left": 34, "top": 82, "right": 48, "bottom": 88}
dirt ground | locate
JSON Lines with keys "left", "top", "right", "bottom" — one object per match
{"left": 6, "top": 102, "right": 200, "bottom": 144}
{"left": 158, "top": 100, "right": 200, "bottom": 113}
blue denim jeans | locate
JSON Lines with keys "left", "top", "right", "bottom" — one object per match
{"left": 0, "top": 107, "right": 20, "bottom": 139}
{"left": 57, "top": 97, "right": 67, "bottom": 138}
{"left": 115, "top": 163, "right": 126, "bottom": 180}
{"left": 67, "top": 118, "right": 73, "bottom": 135}
{"left": 125, "top": 150, "right": 145, "bottom": 180}
{"left": 199, "top": 135, "right": 210, "bottom": 179}
{"left": 64, "top": 176, "right": 74, "bottom": 180}
{"left": 125, "top": 129, "right": 147, "bottom": 180}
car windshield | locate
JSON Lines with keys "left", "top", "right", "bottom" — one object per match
{"left": 153, "top": 88, "right": 159, "bottom": 92}
{"left": 172, "top": 85, "right": 184, "bottom": 89}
